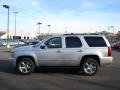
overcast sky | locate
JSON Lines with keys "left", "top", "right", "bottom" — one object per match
{"left": 0, "top": 0, "right": 120, "bottom": 35}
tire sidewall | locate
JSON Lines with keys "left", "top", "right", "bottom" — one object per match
{"left": 81, "top": 58, "right": 99, "bottom": 76}
{"left": 17, "top": 58, "right": 35, "bottom": 75}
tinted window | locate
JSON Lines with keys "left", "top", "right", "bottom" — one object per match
{"left": 84, "top": 36, "right": 107, "bottom": 47}
{"left": 65, "top": 36, "right": 82, "bottom": 48}
{"left": 45, "top": 37, "right": 62, "bottom": 48}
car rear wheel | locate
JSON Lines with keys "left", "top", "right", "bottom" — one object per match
{"left": 81, "top": 58, "right": 99, "bottom": 76}
{"left": 17, "top": 58, "right": 35, "bottom": 75}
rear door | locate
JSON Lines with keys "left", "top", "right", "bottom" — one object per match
{"left": 62, "top": 36, "right": 83, "bottom": 66}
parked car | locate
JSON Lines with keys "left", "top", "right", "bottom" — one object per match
{"left": 0, "top": 39, "right": 25, "bottom": 46}
{"left": 14, "top": 41, "right": 41, "bottom": 48}
{"left": 10, "top": 34, "right": 113, "bottom": 75}
{"left": 0, "top": 43, "right": 3, "bottom": 47}
{"left": 111, "top": 41, "right": 120, "bottom": 49}
{"left": 24, "top": 41, "right": 40, "bottom": 46}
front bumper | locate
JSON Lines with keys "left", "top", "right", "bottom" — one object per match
{"left": 8, "top": 57, "right": 16, "bottom": 67}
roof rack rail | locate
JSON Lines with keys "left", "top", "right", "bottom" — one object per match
{"left": 63, "top": 33, "right": 100, "bottom": 35}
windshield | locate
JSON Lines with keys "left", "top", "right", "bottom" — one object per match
{"left": 33, "top": 40, "right": 44, "bottom": 47}
{"left": 33, "top": 36, "right": 52, "bottom": 47}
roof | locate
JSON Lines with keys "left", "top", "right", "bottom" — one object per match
{"left": 49, "top": 33, "right": 104, "bottom": 38}
{"left": 63, "top": 33, "right": 100, "bottom": 35}
{"left": 63, "top": 33, "right": 104, "bottom": 37}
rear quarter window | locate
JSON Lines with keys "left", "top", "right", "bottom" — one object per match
{"left": 84, "top": 36, "right": 107, "bottom": 47}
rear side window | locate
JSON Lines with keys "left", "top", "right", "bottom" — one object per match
{"left": 84, "top": 36, "right": 107, "bottom": 47}
{"left": 65, "top": 36, "right": 82, "bottom": 48}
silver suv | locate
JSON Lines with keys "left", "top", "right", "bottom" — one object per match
{"left": 10, "top": 34, "right": 113, "bottom": 75}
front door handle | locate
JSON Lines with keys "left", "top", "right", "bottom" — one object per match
{"left": 56, "top": 50, "right": 61, "bottom": 53}
{"left": 77, "top": 49, "right": 83, "bottom": 52}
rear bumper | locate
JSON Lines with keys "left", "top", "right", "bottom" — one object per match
{"left": 100, "top": 57, "right": 113, "bottom": 65}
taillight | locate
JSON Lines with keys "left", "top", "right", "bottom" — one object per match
{"left": 108, "top": 47, "right": 112, "bottom": 56}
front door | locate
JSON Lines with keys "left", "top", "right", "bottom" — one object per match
{"left": 37, "top": 37, "right": 63, "bottom": 66}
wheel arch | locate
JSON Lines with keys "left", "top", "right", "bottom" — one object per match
{"left": 80, "top": 55, "right": 100, "bottom": 66}
{"left": 16, "top": 56, "right": 37, "bottom": 67}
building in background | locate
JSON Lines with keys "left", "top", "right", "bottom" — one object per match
{"left": 0, "top": 31, "right": 6, "bottom": 39}
{"left": 0, "top": 31, "right": 36, "bottom": 40}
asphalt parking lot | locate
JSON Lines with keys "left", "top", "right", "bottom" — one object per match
{"left": 0, "top": 47, "right": 120, "bottom": 90}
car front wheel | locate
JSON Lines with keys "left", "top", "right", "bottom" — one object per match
{"left": 17, "top": 58, "right": 35, "bottom": 75}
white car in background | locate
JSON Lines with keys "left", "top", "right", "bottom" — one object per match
{"left": 0, "top": 39, "right": 25, "bottom": 46}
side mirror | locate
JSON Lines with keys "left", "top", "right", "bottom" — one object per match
{"left": 40, "top": 44, "right": 46, "bottom": 49}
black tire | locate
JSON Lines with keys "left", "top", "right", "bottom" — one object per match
{"left": 16, "top": 58, "right": 35, "bottom": 75}
{"left": 81, "top": 58, "right": 99, "bottom": 76}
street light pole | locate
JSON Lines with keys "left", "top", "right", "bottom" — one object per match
{"left": 48, "top": 24, "right": 51, "bottom": 35}
{"left": 3, "top": 5, "right": 10, "bottom": 45}
{"left": 13, "top": 12, "right": 18, "bottom": 39}
{"left": 111, "top": 26, "right": 114, "bottom": 41}
{"left": 37, "top": 22, "right": 42, "bottom": 38}
{"left": 108, "top": 26, "right": 110, "bottom": 41}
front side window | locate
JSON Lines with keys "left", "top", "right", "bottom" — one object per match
{"left": 45, "top": 37, "right": 62, "bottom": 48}
{"left": 65, "top": 36, "right": 82, "bottom": 48}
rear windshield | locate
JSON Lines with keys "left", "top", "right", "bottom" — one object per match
{"left": 84, "top": 36, "right": 107, "bottom": 47}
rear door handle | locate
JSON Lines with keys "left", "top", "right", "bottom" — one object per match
{"left": 77, "top": 49, "right": 83, "bottom": 52}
